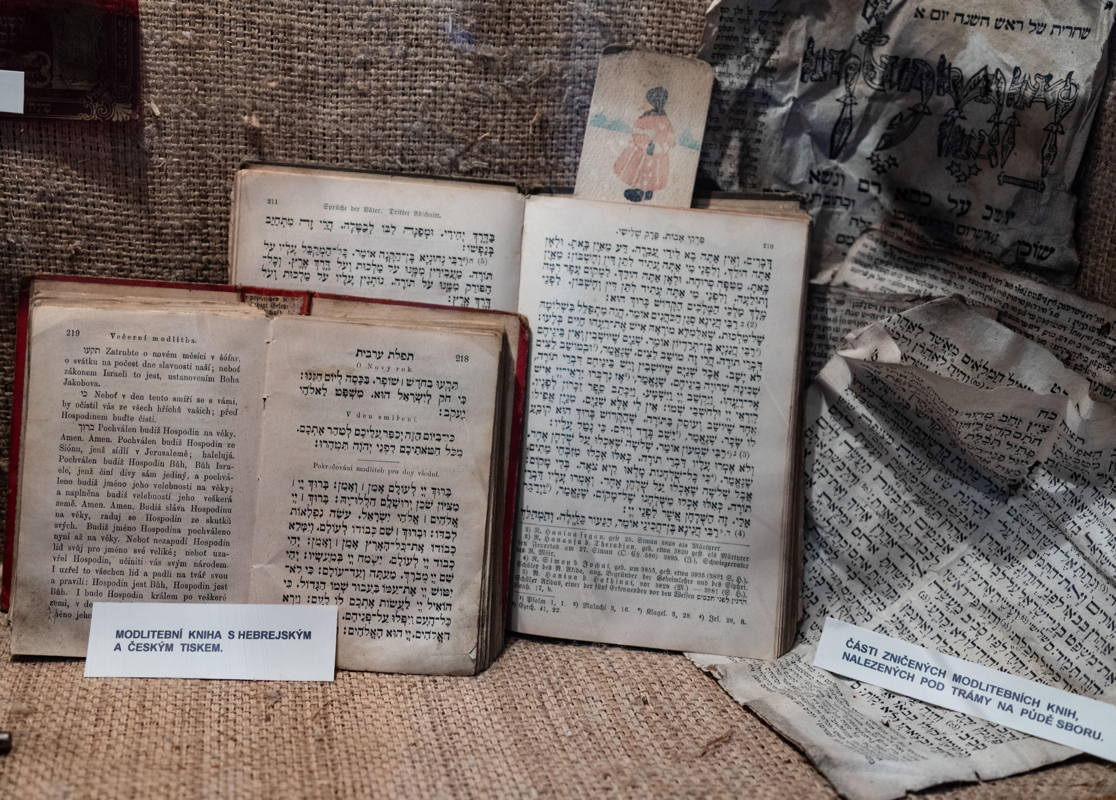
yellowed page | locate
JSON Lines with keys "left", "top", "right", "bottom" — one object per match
{"left": 249, "top": 316, "right": 501, "bottom": 674}
{"left": 11, "top": 304, "right": 268, "bottom": 656}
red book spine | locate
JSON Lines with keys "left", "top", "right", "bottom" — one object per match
{"left": 1, "top": 282, "right": 32, "bottom": 611}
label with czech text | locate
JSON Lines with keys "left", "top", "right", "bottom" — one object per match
{"left": 85, "top": 602, "right": 336, "bottom": 681}
{"left": 814, "top": 617, "right": 1115, "bottom": 762}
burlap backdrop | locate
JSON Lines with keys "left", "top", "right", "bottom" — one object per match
{"left": 2, "top": 3, "right": 1115, "bottom": 797}
{"left": 3, "top": 1, "right": 1116, "bottom": 521}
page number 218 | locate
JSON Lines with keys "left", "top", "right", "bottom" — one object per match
{"left": 455, "top": 354, "right": 469, "bottom": 363}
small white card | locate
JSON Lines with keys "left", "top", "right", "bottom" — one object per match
{"left": 0, "top": 70, "right": 24, "bottom": 114}
{"left": 814, "top": 618, "right": 1116, "bottom": 762}
{"left": 85, "top": 603, "right": 337, "bottom": 681}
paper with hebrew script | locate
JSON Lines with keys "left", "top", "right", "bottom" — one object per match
{"left": 249, "top": 315, "right": 501, "bottom": 675}
{"left": 510, "top": 195, "right": 807, "bottom": 656}
{"left": 690, "top": 295, "right": 1116, "bottom": 800}
{"left": 830, "top": 225, "right": 1116, "bottom": 402}
{"left": 230, "top": 166, "right": 525, "bottom": 311}
{"left": 700, "top": 0, "right": 1114, "bottom": 278}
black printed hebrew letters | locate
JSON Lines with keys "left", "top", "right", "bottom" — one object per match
{"left": 250, "top": 317, "right": 500, "bottom": 667}
{"left": 232, "top": 167, "right": 525, "bottom": 311}
{"left": 511, "top": 197, "right": 808, "bottom": 655}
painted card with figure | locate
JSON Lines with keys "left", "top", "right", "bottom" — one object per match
{"left": 575, "top": 50, "right": 714, "bottom": 208}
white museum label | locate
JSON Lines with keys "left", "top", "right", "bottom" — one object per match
{"left": 814, "top": 617, "right": 1116, "bottom": 762}
{"left": 85, "top": 602, "right": 337, "bottom": 681}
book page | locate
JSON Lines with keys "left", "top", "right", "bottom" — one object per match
{"left": 803, "top": 285, "right": 922, "bottom": 380}
{"left": 700, "top": 0, "right": 1114, "bottom": 278}
{"left": 511, "top": 196, "right": 808, "bottom": 656}
{"left": 831, "top": 226, "right": 1116, "bottom": 401}
{"left": 11, "top": 304, "right": 268, "bottom": 656}
{"left": 230, "top": 166, "right": 525, "bottom": 311}
{"left": 250, "top": 316, "right": 502, "bottom": 675}
{"left": 691, "top": 298, "right": 1116, "bottom": 799}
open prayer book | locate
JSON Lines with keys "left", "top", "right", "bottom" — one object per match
{"left": 228, "top": 165, "right": 812, "bottom": 658}
{"left": 4, "top": 276, "right": 528, "bottom": 675}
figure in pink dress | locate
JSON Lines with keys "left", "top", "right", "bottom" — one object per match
{"left": 613, "top": 86, "right": 675, "bottom": 203}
